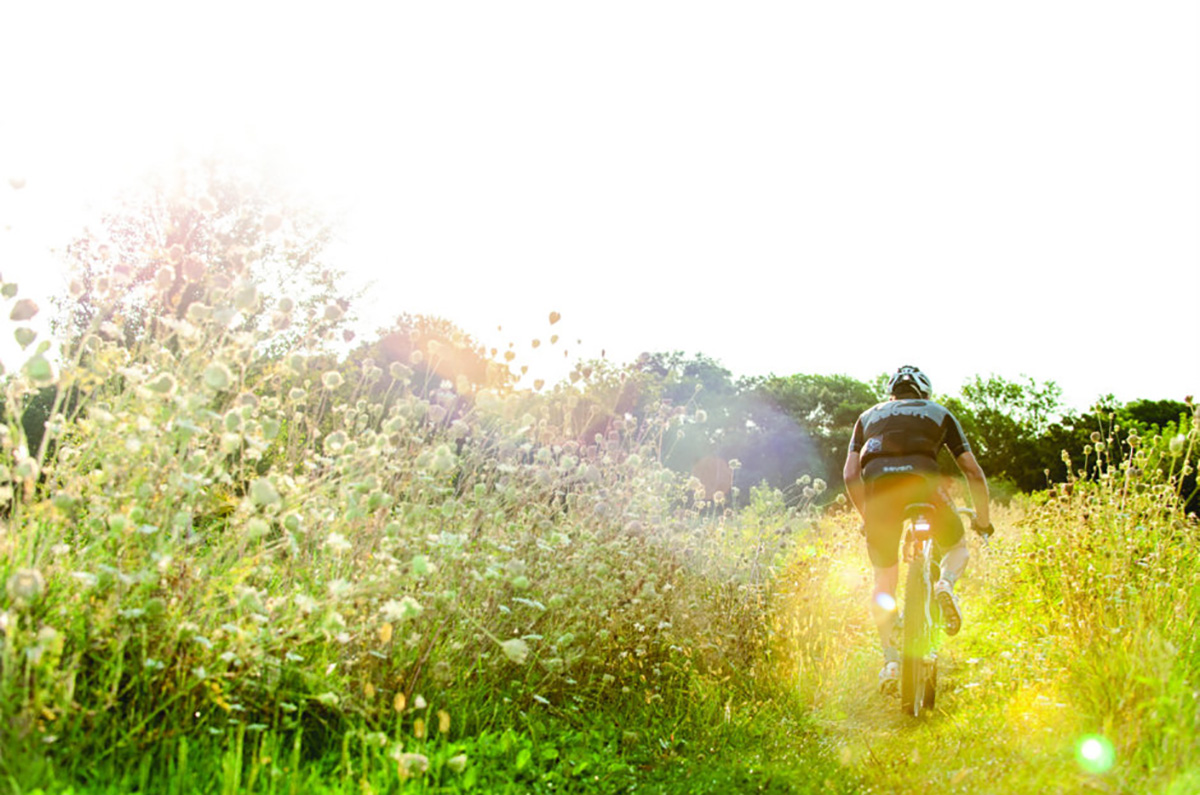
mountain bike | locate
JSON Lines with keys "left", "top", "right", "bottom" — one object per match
{"left": 898, "top": 505, "right": 980, "bottom": 717}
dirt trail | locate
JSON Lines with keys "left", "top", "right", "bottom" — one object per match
{"left": 799, "top": 512, "right": 1114, "bottom": 795}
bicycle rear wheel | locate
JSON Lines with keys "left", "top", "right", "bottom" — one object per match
{"left": 900, "top": 544, "right": 933, "bottom": 716}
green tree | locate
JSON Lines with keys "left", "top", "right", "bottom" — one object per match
{"left": 1122, "top": 399, "right": 1191, "bottom": 431}
{"left": 748, "top": 373, "right": 882, "bottom": 496}
{"left": 627, "top": 352, "right": 742, "bottom": 493}
{"left": 943, "top": 374, "right": 1065, "bottom": 491}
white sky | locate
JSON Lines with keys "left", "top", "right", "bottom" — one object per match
{"left": 2, "top": 1, "right": 1197, "bottom": 412}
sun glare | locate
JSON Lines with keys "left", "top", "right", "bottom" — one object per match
{"left": 1075, "top": 734, "right": 1115, "bottom": 775}
{"left": 873, "top": 593, "right": 897, "bottom": 612}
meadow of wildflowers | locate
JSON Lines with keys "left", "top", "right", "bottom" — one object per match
{"left": 0, "top": 223, "right": 857, "bottom": 792}
{"left": 1, "top": 179, "right": 1196, "bottom": 793}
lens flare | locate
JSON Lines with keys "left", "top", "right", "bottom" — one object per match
{"left": 1075, "top": 734, "right": 1115, "bottom": 774}
{"left": 874, "top": 593, "right": 897, "bottom": 612}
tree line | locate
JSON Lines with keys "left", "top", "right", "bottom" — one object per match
{"left": 15, "top": 157, "right": 1194, "bottom": 513}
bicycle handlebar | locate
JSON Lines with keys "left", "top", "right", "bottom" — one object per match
{"left": 956, "top": 507, "right": 994, "bottom": 539}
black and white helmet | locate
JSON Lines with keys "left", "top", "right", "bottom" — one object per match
{"left": 888, "top": 365, "right": 932, "bottom": 399}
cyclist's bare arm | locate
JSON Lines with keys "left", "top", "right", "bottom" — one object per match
{"left": 843, "top": 451, "right": 866, "bottom": 519}
{"left": 955, "top": 451, "right": 991, "bottom": 528}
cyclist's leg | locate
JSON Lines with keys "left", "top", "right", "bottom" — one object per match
{"left": 864, "top": 476, "right": 914, "bottom": 664}
{"left": 932, "top": 489, "right": 968, "bottom": 634}
{"left": 933, "top": 489, "right": 968, "bottom": 585}
{"left": 870, "top": 563, "right": 900, "bottom": 664}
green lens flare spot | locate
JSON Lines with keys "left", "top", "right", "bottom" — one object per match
{"left": 1075, "top": 734, "right": 1115, "bottom": 774}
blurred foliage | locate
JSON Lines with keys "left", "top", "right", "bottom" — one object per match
{"left": 50, "top": 155, "right": 354, "bottom": 359}
{"left": 606, "top": 359, "right": 1194, "bottom": 513}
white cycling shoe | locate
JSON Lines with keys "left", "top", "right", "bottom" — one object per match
{"left": 934, "top": 579, "right": 962, "bottom": 636}
{"left": 878, "top": 661, "right": 900, "bottom": 694}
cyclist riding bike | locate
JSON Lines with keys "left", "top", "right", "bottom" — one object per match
{"left": 842, "top": 365, "right": 995, "bottom": 693}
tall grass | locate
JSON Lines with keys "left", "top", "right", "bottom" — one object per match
{"left": 766, "top": 407, "right": 1200, "bottom": 794}
{"left": 0, "top": 248, "right": 854, "bottom": 792}
{"left": 3, "top": 192, "right": 1194, "bottom": 793}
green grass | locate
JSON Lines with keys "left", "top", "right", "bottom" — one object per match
{"left": 6, "top": 684, "right": 859, "bottom": 794}
{"left": 786, "top": 433, "right": 1200, "bottom": 795}
{"left": 0, "top": 264, "right": 861, "bottom": 792}
{"left": 1, "top": 250, "right": 1197, "bottom": 793}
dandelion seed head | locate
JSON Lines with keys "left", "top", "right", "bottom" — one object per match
{"left": 500, "top": 638, "right": 530, "bottom": 664}
{"left": 204, "top": 362, "right": 234, "bottom": 391}
{"left": 7, "top": 568, "right": 45, "bottom": 605}
{"left": 325, "top": 532, "right": 352, "bottom": 554}
{"left": 145, "top": 373, "right": 177, "bottom": 396}
{"left": 396, "top": 753, "right": 429, "bottom": 779}
{"left": 24, "top": 355, "right": 55, "bottom": 387}
{"left": 234, "top": 283, "right": 258, "bottom": 311}
{"left": 250, "top": 478, "right": 282, "bottom": 508}
{"left": 155, "top": 267, "right": 174, "bottom": 291}
{"left": 381, "top": 596, "right": 423, "bottom": 623}
{"left": 185, "top": 303, "right": 213, "bottom": 324}
{"left": 323, "top": 431, "right": 348, "bottom": 454}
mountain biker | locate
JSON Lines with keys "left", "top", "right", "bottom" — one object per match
{"left": 842, "top": 365, "right": 995, "bottom": 693}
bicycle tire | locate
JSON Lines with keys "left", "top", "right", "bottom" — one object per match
{"left": 924, "top": 558, "right": 940, "bottom": 712}
{"left": 923, "top": 657, "right": 937, "bottom": 711}
{"left": 901, "top": 541, "right": 933, "bottom": 716}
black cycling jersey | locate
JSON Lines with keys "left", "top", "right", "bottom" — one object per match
{"left": 848, "top": 399, "right": 971, "bottom": 481}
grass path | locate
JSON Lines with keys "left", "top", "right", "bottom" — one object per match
{"left": 794, "top": 507, "right": 1157, "bottom": 795}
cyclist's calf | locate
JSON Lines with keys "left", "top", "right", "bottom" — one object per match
{"left": 939, "top": 538, "right": 969, "bottom": 586}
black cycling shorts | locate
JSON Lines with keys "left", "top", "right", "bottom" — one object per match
{"left": 864, "top": 473, "right": 964, "bottom": 568}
